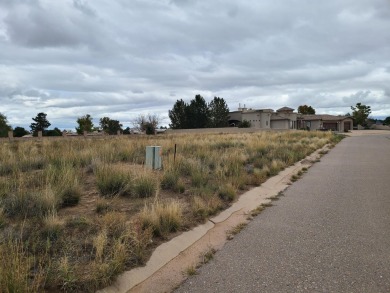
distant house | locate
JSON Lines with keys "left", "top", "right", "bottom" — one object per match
{"left": 229, "top": 106, "right": 353, "bottom": 132}
{"left": 229, "top": 106, "right": 297, "bottom": 130}
{"left": 270, "top": 107, "right": 298, "bottom": 129}
{"left": 297, "top": 115, "right": 353, "bottom": 132}
{"left": 229, "top": 106, "right": 273, "bottom": 128}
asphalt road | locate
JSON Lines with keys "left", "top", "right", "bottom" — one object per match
{"left": 176, "top": 133, "right": 390, "bottom": 293}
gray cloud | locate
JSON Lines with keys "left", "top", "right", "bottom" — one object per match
{"left": 0, "top": 0, "right": 389, "bottom": 129}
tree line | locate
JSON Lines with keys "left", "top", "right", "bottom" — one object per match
{"left": 169, "top": 95, "right": 230, "bottom": 129}
{"left": 0, "top": 101, "right": 385, "bottom": 137}
{"left": 0, "top": 112, "right": 162, "bottom": 137}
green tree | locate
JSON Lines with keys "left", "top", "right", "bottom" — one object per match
{"left": 99, "top": 117, "right": 123, "bottom": 135}
{"left": 238, "top": 120, "right": 251, "bottom": 128}
{"left": 0, "top": 113, "right": 12, "bottom": 137}
{"left": 76, "top": 114, "right": 94, "bottom": 134}
{"left": 13, "top": 126, "right": 29, "bottom": 137}
{"left": 134, "top": 114, "right": 159, "bottom": 133}
{"left": 169, "top": 99, "right": 188, "bottom": 129}
{"left": 30, "top": 112, "right": 51, "bottom": 135}
{"left": 123, "top": 127, "right": 131, "bottom": 134}
{"left": 383, "top": 116, "right": 390, "bottom": 126}
{"left": 208, "top": 97, "right": 230, "bottom": 127}
{"left": 144, "top": 122, "right": 155, "bottom": 135}
{"left": 186, "top": 95, "right": 210, "bottom": 128}
{"left": 351, "top": 102, "right": 371, "bottom": 126}
{"left": 298, "top": 105, "right": 316, "bottom": 114}
{"left": 46, "top": 127, "right": 62, "bottom": 136}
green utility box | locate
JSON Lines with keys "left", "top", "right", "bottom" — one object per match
{"left": 145, "top": 146, "right": 162, "bottom": 169}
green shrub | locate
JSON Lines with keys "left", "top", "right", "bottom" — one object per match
{"left": 42, "top": 210, "right": 64, "bottom": 241}
{"left": 60, "top": 185, "right": 82, "bottom": 207}
{"left": 133, "top": 174, "right": 158, "bottom": 198}
{"left": 218, "top": 184, "right": 237, "bottom": 202}
{"left": 0, "top": 207, "right": 5, "bottom": 228}
{"left": 2, "top": 188, "right": 58, "bottom": 218}
{"left": 56, "top": 256, "right": 79, "bottom": 292}
{"left": 161, "top": 170, "right": 179, "bottom": 190}
{"left": 238, "top": 120, "right": 251, "bottom": 128}
{"left": 173, "top": 179, "right": 185, "bottom": 193}
{"left": 191, "top": 171, "right": 208, "bottom": 187}
{"left": 96, "top": 198, "right": 111, "bottom": 214}
{"left": 145, "top": 123, "right": 155, "bottom": 135}
{"left": 95, "top": 165, "right": 132, "bottom": 197}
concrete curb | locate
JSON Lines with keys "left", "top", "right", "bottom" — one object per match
{"left": 98, "top": 145, "right": 327, "bottom": 293}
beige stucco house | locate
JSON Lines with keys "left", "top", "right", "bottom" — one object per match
{"left": 270, "top": 107, "right": 298, "bottom": 129}
{"left": 297, "top": 115, "right": 353, "bottom": 132}
{"left": 229, "top": 108, "right": 273, "bottom": 129}
{"left": 229, "top": 106, "right": 353, "bottom": 132}
{"left": 229, "top": 106, "right": 298, "bottom": 130}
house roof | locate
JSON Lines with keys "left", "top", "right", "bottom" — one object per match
{"left": 277, "top": 106, "right": 294, "bottom": 112}
{"left": 299, "top": 114, "right": 352, "bottom": 121}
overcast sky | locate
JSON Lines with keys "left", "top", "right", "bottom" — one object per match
{"left": 1, "top": 0, "right": 389, "bottom": 129}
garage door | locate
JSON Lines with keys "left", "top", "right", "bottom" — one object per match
{"left": 323, "top": 122, "right": 338, "bottom": 131}
{"left": 344, "top": 121, "right": 351, "bottom": 131}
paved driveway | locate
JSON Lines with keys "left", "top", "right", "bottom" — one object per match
{"left": 176, "top": 133, "right": 390, "bottom": 293}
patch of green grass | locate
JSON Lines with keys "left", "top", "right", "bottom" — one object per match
{"left": 0, "top": 207, "right": 5, "bottom": 228}
{"left": 161, "top": 170, "right": 179, "bottom": 190}
{"left": 261, "top": 202, "right": 273, "bottom": 208}
{"left": 251, "top": 205, "right": 265, "bottom": 217}
{"left": 173, "top": 179, "right": 185, "bottom": 193}
{"left": 190, "top": 170, "right": 208, "bottom": 188}
{"left": 60, "top": 185, "right": 82, "bottom": 207}
{"left": 96, "top": 198, "right": 111, "bottom": 214}
{"left": 133, "top": 174, "right": 158, "bottom": 198}
{"left": 2, "top": 188, "right": 58, "bottom": 219}
{"left": 95, "top": 165, "right": 132, "bottom": 197}
{"left": 227, "top": 222, "right": 248, "bottom": 239}
{"left": 218, "top": 184, "right": 236, "bottom": 202}
{"left": 185, "top": 265, "right": 197, "bottom": 276}
{"left": 202, "top": 247, "right": 216, "bottom": 264}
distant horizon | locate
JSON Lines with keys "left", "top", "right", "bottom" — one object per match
{"left": 9, "top": 110, "right": 389, "bottom": 131}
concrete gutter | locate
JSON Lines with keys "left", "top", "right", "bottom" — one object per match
{"left": 98, "top": 145, "right": 327, "bottom": 293}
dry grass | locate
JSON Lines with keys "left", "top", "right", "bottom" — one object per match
{"left": 226, "top": 222, "right": 248, "bottom": 240}
{"left": 0, "top": 131, "right": 342, "bottom": 292}
{"left": 0, "top": 239, "right": 47, "bottom": 293}
{"left": 139, "top": 200, "right": 183, "bottom": 238}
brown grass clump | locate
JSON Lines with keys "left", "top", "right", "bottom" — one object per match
{"left": 0, "top": 239, "right": 47, "bottom": 293}
{"left": 139, "top": 200, "right": 183, "bottom": 238}
{"left": 95, "top": 164, "right": 133, "bottom": 197}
